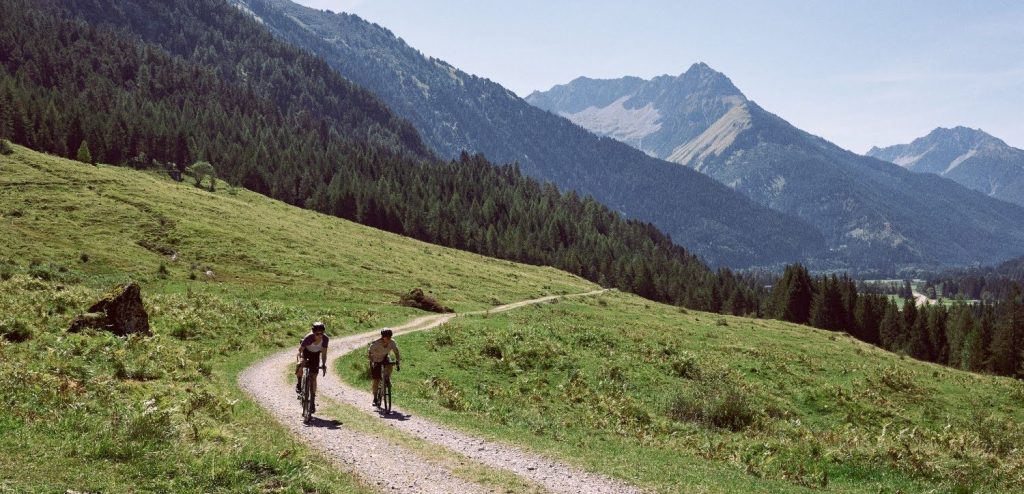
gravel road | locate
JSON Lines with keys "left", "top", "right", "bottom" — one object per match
{"left": 239, "top": 290, "right": 644, "bottom": 494}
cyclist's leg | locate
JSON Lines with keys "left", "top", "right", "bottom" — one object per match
{"left": 382, "top": 363, "right": 394, "bottom": 384}
{"left": 295, "top": 363, "right": 303, "bottom": 392}
{"left": 370, "top": 362, "right": 382, "bottom": 401}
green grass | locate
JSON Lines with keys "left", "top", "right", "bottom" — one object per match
{"left": 0, "top": 144, "right": 594, "bottom": 492}
{"left": 338, "top": 292, "right": 1024, "bottom": 493}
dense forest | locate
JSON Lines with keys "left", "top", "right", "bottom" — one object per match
{"left": 0, "top": 0, "right": 761, "bottom": 314}
{"left": 921, "top": 255, "right": 1024, "bottom": 301}
{"left": 769, "top": 265, "right": 1024, "bottom": 378}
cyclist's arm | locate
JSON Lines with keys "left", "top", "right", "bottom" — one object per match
{"left": 392, "top": 344, "right": 401, "bottom": 364}
{"left": 297, "top": 344, "right": 306, "bottom": 363}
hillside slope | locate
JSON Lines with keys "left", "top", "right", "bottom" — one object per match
{"left": 868, "top": 127, "right": 1024, "bottom": 207}
{"left": 340, "top": 291, "right": 1024, "bottom": 493}
{"left": 0, "top": 144, "right": 594, "bottom": 492}
{"left": 528, "top": 67, "right": 1024, "bottom": 271}
{"left": 0, "top": 0, "right": 761, "bottom": 313}
{"left": 225, "top": 0, "right": 826, "bottom": 268}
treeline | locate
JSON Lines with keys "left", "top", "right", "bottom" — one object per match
{"left": 922, "top": 256, "right": 1024, "bottom": 301}
{"left": 0, "top": 0, "right": 758, "bottom": 314}
{"left": 769, "top": 265, "right": 1024, "bottom": 378}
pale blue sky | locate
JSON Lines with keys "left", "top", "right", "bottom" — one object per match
{"left": 294, "top": 0, "right": 1024, "bottom": 153}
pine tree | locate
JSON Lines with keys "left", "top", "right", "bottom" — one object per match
{"left": 879, "top": 302, "right": 903, "bottom": 352}
{"left": 76, "top": 140, "right": 93, "bottom": 165}
{"left": 909, "top": 306, "right": 934, "bottom": 361}
{"left": 964, "top": 304, "right": 994, "bottom": 372}
{"left": 989, "top": 290, "right": 1023, "bottom": 376}
{"left": 946, "top": 305, "right": 974, "bottom": 369}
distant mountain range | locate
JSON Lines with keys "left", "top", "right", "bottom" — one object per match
{"left": 228, "top": 0, "right": 825, "bottom": 268}
{"left": 528, "top": 66, "right": 1024, "bottom": 270}
{"left": 868, "top": 127, "right": 1024, "bottom": 207}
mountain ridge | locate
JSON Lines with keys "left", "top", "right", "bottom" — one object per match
{"left": 528, "top": 68, "right": 1024, "bottom": 270}
{"left": 868, "top": 127, "right": 1024, "bottom": 207}
{"left": 228, "top": 0, "right": 826, "bottom": 268}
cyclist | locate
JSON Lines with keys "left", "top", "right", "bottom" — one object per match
{"left": 368, "top": 328, "right": 400, "bottom": 407}
{"left": 295, "top": 321, "right": 329, "bottom": 413}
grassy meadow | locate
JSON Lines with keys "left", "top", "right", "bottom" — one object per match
{"left": 0, "top": 144, "right": 594, "bottom": 492}
{"left": 338, "top": 291, "right": 1024, "bottom": 493}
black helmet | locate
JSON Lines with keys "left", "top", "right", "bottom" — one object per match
{"left": 312, "top": 321, "right": 326, "bottom": 333}
{"left": 380, "top": 328, "right": 393, "bottom": 338}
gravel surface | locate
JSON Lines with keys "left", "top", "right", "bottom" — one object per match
{"left": 240, "top": 290, "right": 644, "bottom": 494}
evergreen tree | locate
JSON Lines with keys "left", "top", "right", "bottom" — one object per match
{"left": 964, "top": 304, "right": 995, "bottom": 372}
{"left": 76, "top": 140, "right": 93, "bottom": 165}
{"left": 810, "top": 276, "right": 845, "bottom": 331}
{"left": 879, "top": 302, "right": 903, "bottom": 352}
{"left": 769, "top": 264, "right": 814, "bottom": 324}
{"left": 989, "top": 290, "right": 1023, "bottom": 376}
{"left": 909, "top": 306, "right": 934, "bottom": 361}
{"left": 946, "top": 305, "right": 974, "bottom": 369}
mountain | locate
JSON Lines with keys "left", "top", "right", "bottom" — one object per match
{"left": 526, "top": 63, "right": 746, "bottom": 160}
{"left": 226, "top": 0, "right": 826, "bottom": 268}
{"left": 867, "top": 127, "right": 1024, "bottom": 207}
{"left": 528, "top": 66, "right": 1024, "bottom": 271}
{"left": 0, "top": 0, "right": 766, "bottom": 313}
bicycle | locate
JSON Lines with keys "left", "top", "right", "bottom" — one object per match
{"left": 373, "top": 359, "right": 398, "bottom": 414}
{"left": 299, "top": 363, "right": 325, "bottom": 424}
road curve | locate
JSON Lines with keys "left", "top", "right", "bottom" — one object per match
{"left": 239, "top": 289, "right": 644, "bottom": 494}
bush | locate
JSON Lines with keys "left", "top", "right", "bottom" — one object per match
{"left": 0, "top": 319, "right": 32, "bottom": 343}
{"left": 426, "top": 376, "right": 465, "bottom": 411}
{"left": 670, "top": 352, "right": 701, "bottom": 379}
{"left": 668, "top": 378, "right": 758, "bottom": 431}
{"left": 0, "top": 139, "right": 13, "bottom": 155}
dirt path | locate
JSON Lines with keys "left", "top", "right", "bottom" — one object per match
{"left": 239, "top": 289, "right": 644, "bottom": 494}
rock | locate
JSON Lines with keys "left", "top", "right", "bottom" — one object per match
{"left": 397, "top": 288, "right": 453, "bottom": 313}
{"left": 68, "top": 282, "right": 151, "bottom": 336}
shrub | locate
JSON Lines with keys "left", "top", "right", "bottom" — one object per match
{"left": 871, "top": 366, "right": 918, "bottom": 392}
{"left": 0, "top": 139, "right": 13, "bottom": 155}
{"left": 0, "top": 319, "right": 32, "bottom": 343}
{"left": 668, "top": 379, "right": 758, "bottom": 431}
{"left": 0, "top": 261, "right": 15, "bottom": 281}
{"left": 426, "top": 376, "right": 465, "bottom": 411}
{"left": 670, "top": 352, "right": 701, "bottom": 379}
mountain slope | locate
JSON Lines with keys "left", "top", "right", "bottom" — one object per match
{"left": 226, "top": 0, "right": 826, "bottom": 268}
{"left": 529, "top": 68, "right": 1024, "bottom": 270}
{"left": 0, "top": 142, "right": 595, "bottom": 492}
{"left": 0, "top": 0, "right": 764, "bottom": 312}
{"left": 868, "top": 127, "right": 1024, "bottom": 207}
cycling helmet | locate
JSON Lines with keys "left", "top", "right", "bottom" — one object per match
{"left": 312, "top": 321, "right": 326, "bottom": 333}
{"left": 380, "top": 328, "right": 393, "bottom": 338}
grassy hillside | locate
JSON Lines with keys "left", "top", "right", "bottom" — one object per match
{"left": 0, "top": 144, "right": 595, "bottom": 492}
{"left": 339, "top": 292, "right": 1024, "bottom": 493}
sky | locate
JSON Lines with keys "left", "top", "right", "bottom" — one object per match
{"left": 293, "top": 0, "right": 1024, "bottom": 153}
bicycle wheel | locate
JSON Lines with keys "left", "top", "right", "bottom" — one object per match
{"left": 381, "top": 377, "right": 392, "bottom": 413}
{"left": 301, "top": 369, "right": 313, "bottom": 423}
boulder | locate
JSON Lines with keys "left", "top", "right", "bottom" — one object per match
{"left": 68, "top": 282, "right": 151, "bottom": 336}
{"left": 398, "top": 288, "right": 453, "bottom": 313}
